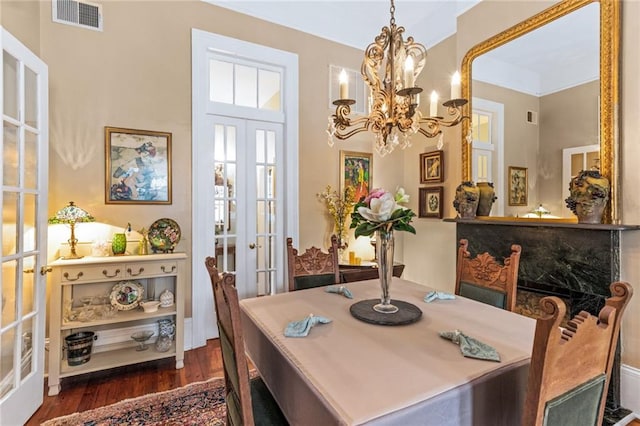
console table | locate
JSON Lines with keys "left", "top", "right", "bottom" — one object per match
{"left": 339, "top": 262, "right": 405, "bottom": 283}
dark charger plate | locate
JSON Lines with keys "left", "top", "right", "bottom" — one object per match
{"left": 350, "top": 299, "right": 422, "bottom": 326}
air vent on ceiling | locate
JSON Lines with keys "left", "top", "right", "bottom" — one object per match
{"left": 526, "top": 110, "right": 538, "bottom": 125}
{"left": 52, "top": 0, "right": 103, "bottom": 31}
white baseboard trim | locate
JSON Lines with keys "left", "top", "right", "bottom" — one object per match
{"left": 621, "top": 363, "right": 640, "bottom": 413}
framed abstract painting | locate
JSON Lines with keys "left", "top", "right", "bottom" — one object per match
{"left": 340, "top": 150, "right": 372, "bottom": 202}
{"left": 105, "top": 127, "right": 172, "bottom": 204}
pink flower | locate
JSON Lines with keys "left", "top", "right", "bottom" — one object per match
{"left": 364, "top": 188, "right": 387, "bottom": 205}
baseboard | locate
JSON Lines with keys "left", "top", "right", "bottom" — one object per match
{"left": 621, "top": 364, "right": 640, "bottom": 413}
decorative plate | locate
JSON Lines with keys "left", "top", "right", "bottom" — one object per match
{"left": 110, "top": 281, "right": 145, "bottom": 311}
{"left": 148, "top": 218, "right": 181, "bottom": 253}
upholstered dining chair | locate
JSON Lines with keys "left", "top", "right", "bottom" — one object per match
{"left": 522, "top": 281, "right": 633, "bottom": 426}
{"left": 455, "top": 238, "right": 522, "bottom": 311}
{"left": 286, "top": 235, "right": 340, "bottom": 291}
{"left": 204, "top": 257, "right": 288, "bottom": 426}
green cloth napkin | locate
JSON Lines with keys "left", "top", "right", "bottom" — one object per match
{"left": 424, "top": 291, "right": 456, "bottom": 303}
{"left": 325, "top": 285, "right": 353, "bottom": 299}
{"left": 284, "top": 314, "right": 332, "bottom": 337}
{"left": 439, "top": 329, "right": 501, "bottom": 362}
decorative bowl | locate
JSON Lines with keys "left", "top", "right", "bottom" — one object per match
{"left": 140, "top": 300, "right": 161, "bottom": 313}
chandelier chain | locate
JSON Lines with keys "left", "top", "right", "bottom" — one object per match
{"left": 390, "top": 0, "right": 395, "bottom": 26}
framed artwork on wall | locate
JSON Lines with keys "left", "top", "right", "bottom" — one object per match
{"left": 420, "top": 150, "right": 444, "bottom": 183}
{"left": 105, "top": 127, "right": 172, "bottom": 204}
{"left": 508, "top": 166, "right": 528, "bottom": 206}
{"left": 419, "top": 187, "right": 443, "bottom": 218}
{"left": 340, "top": 150, "right": 372, "bottom": 202}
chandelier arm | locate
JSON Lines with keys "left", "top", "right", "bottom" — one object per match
{"left": 333, "top": 122, "right": 372, "bottom": 140}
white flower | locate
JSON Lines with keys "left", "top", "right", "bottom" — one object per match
{"left": 395, "top": 187, "right": 410, "bottom": 204}
{"left": 358, "top": 192, "right": 398, "bottom": 222}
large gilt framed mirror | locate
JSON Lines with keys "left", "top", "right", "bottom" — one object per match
{"left": 460, "top": 0, "right": 620, "bottom": 223}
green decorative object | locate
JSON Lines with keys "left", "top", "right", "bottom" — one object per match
{"left": 453, "top": 181, "right": 479, "bottom": 219}
{"left": 112, "top": 233, "right": 127, "bottom": 255}
{"left": 565, "top": 170, "right": 610, "bottom": 224}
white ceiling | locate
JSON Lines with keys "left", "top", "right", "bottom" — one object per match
{"left": 206, "top": 0, "right": 599, "bottom": 96}
{"left": 206, "top": 0, "right": 481, "bottom": 49}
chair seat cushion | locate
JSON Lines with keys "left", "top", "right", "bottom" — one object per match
{"left": 293, "top": 273, "right": 336, "bottom": 291}
{"left": 459, "top": 281, "right": 506, "bottom": 309}
{"left": 250, "top": 376, "right": 288, "bottom": 425}
{"left": 543, "top": 373, "right": 606, "bottom": 426}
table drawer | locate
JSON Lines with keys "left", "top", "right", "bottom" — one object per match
{"left": 60, "top": 265, "right": 123, "bottom": 283}
{"left": 125, "top": 261, "right": 178, "bottom": 278}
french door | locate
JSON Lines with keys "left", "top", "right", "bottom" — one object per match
{"left": 206, "top": 115, "right": 284, "bottom": 300}
{"left": 191, "top": 29, "right": 298, "bottom": 346}
{"left": 0, "top": 29, "right": 49, "bottom": 425}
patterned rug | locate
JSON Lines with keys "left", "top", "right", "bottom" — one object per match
{"left": 42, "top": 376, "right": 227, "bottom": 426}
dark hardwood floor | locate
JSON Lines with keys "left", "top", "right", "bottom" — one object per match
{"left": 26, "top": 339, "right": 223, "bottom": 425}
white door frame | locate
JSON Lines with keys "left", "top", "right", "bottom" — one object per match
{"left": 191, "top": 29, "right": 299, "bottom": 348}
{"left": 0, "top": 27, "right": 49, "bottom": 425}
{"left": 472, "top": 97, "right": 504, "bottom": 216}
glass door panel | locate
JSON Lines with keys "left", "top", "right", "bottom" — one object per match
{"left": 0, "top": 29, "right": 49, "bottom": 424}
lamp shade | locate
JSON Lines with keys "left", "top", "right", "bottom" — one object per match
{"left": 49, "top": 201, "right": 95, "bottom": 225}
{"left": 49, "top": 201, "right": 95, "bottom": 260}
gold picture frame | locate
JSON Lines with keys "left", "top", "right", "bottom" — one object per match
{"left": 419, "top": 187, "right": 443, "bottom": 218}
{"left": 508, "top": 166, "right": 528, "bottom": 206}
{"left": 105, "top": 127, "right": 172, "bottom": 204}
{"left": 420, "top": 150, "right": 444, "bottom": 183}
{"left": 340, "top": 150, "right": 372, "bottom": 202}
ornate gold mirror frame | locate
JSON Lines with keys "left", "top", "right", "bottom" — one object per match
{"left": 460, "top": 0, "right": 620, "bottom": 223}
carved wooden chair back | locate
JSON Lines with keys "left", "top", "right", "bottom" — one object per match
{"left": 455, "top": 238, "right": 521, "bottom": 311}
{"left": 286, "top": 235, "right": 340, "bottom": 291}
{"left": 204, "top": 257, "right": 287, "bottom": 426}
{"left": 522, "top": 281, "right": 633, "bottom": 426}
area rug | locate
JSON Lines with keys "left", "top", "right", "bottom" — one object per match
{"left": 42, "top": 376, "right": 228, "bottom": 426}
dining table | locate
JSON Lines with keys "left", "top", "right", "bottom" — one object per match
{"left": 239, "top": 277, "right": 536, "bottom": 426}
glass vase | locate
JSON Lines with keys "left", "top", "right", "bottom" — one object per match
{"left": 374, "top": 228, "right": 398, "bottom": 314}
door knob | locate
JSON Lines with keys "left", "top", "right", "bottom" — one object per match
{"left": 249, "top": 243, "right": 256, "bottom": 249}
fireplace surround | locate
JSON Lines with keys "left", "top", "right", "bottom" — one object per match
{"left": 448, "top": 218, "right": 639, "bottom": 423}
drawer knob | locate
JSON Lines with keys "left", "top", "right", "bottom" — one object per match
{"left": 161, "top": 265, "right": 176, "bottom": 273}
{"left": 63, "top": 271, "right": 84, "bottom": 281}
{"left": 102, "top": 269, "right": 121, "bottom": 278}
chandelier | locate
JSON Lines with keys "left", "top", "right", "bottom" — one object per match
{"left": 327, "top": 0, "right": 468, "bottom": 156}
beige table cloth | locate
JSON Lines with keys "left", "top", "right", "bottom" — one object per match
{"left": 240, "top": 278, "right": 536, "bottom": 426}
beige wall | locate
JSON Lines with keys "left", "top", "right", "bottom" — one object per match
{"left": 3, "top": 0, "right": 639, "bottom": 369}
{"left": 473, "top": 81, "right": 540, "bottom": 217}
{"left": 538, "top": 80, "right": 599, "bottom": 214}
{"left": 1, "top": 0, "right": 40, "bottom": 54}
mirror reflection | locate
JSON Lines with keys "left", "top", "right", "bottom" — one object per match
{"left": 461, "top": 0, "right": 619, "bottom": 222}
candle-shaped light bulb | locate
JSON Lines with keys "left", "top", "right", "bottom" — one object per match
{"left": 339, "top": 69, "right": 349, "bottom": 99}
{"left": 404, "top": 56, "right": 415, "bottom": 88}
{"left": 430, "top": 91, "right": 439, "bottom": 117}
{"left": 450, "top": 71, "right": 461, "bottom": 99}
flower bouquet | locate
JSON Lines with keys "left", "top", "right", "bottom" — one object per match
{"left": 350, "top": 188, "right": 415, "bottom": 314}
{"left": 350, "top": 187, "right": 416, "bottom": 237}
{"left": 318, "top": 185, "right": 357, "bottom": 249}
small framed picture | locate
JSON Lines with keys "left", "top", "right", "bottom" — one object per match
{"left": 420, "top": 150, "right": 444, "bottom": 183}
{"left": 340, "top": 150, "right": 373, "bottom": 202}
{"left": 508, "top": 166, "right": 528, "bottom": 206}
{"left": 105, "top": 127, "right": 172, "bottom": 204}
{"left": 419, "top": 187, "right": 443, "bottom": 218}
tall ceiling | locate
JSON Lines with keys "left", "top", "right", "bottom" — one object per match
{"left": 206, "top": 1, "right": 599, "bottom": 96}
{"left": 206, "top": 0, "right": 481, "bottom": 50}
